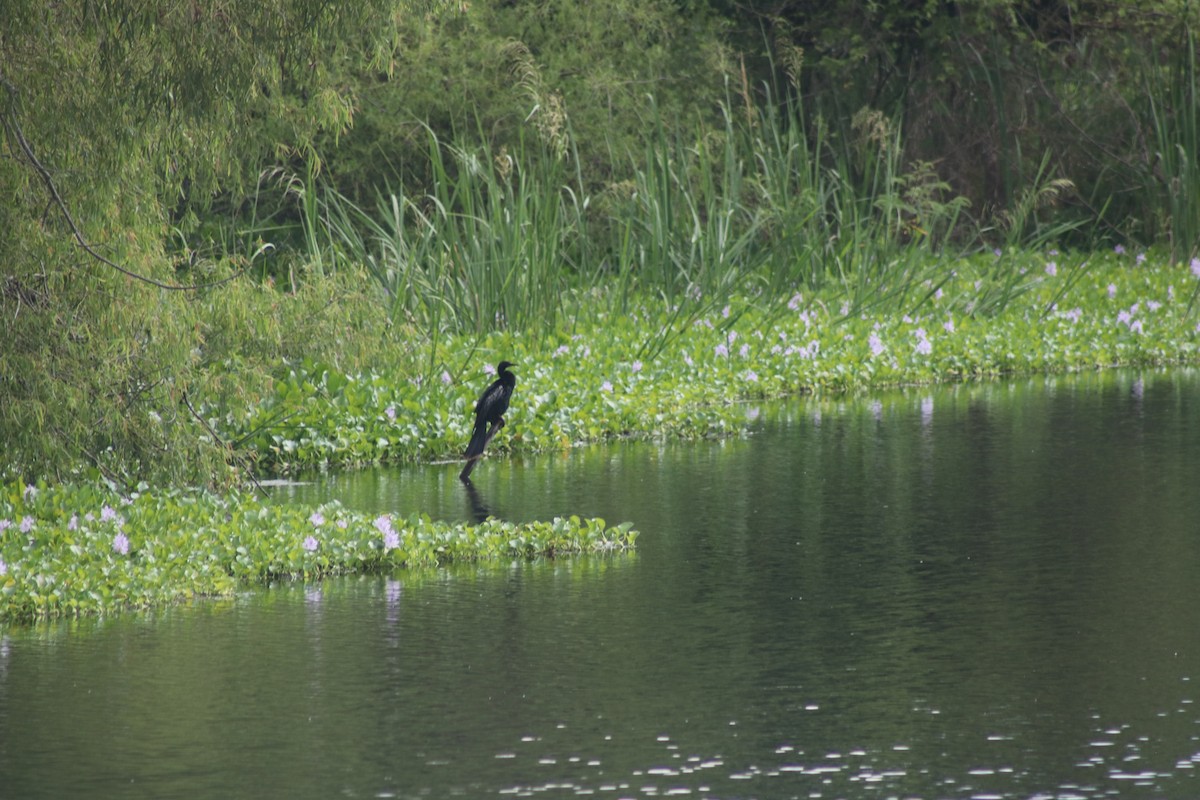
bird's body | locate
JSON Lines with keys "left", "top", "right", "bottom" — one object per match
{"left": 464, "top": 360, "right": 516, "bottom": 462}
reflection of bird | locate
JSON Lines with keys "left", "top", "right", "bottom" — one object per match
{"left": 461, "top": 476, "right": 493, "bottom": 523}
{"left": 464, "top": 360, "right": 516, "bottom": 462}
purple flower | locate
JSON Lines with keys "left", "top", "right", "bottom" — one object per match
{"left": 113, "top": 532, "right": 130, "bottom": 555}
{"left": 914, "top": 328, "right": 932, "bottom": 356}
{"left": 0, "top": 519, "right": 10, "bottom": 532}
{"left": 1117, "top": 309, "right": 1132, "bottom": 326}
{"left": 868, "top": 333, "right": 885, "bottom": 357}
{"left": 440, "top": 370, "right": 452, "bottom": 385}
{"left": 385, "top": 406, "right": 397, "bottom": 421}
{"left": 309, "top": 511, "right": 325, "bottom": 527}
{"left": 68, "top": 515, "right": 78, "bottom": 531}
{"left": 722, "top": 305, "right": 731, "bottom": 318}
{"left": 631, "top": 360, "right": 643, "bottom": 373}
{"left": 1131, "top": 319, "right": 1144, "bottom": 334}
{"left": 943, "top": 318, "right": 955, "bottom": 334}
{"left": 745, "top": 370, "right": 759, "bottom": 382}
{"left": 1114, "top": 244, "right": 1126, "bottom": 254}
{"left": 376, "top": 515, "right": 400, "bottom": 551}
{"left": 100, "top": 505, "right": 118, "bottom": 523}
{"left": 383, "top": 529, "right": 400, "bottom": 551}
{"left": 303, "top": 536, "right": 318, "bottom": 552}
{"left": 1065, "top": 307, "right": 1083, "bottom": 323}
{"left": 1107, "top": 283, "right": 1118, "bottom": 299}
{"left": 483, "top": 363, "right": 496, "bottom": 376}
{"left": 739, "top": 344, "right": 750, "bottom": 358}
{"left": 554, "top": 345, "right": 570, "bottom": 358}
{"left": 840, "top": 301, "right": 851, "bottom": 316}
{"left": 1045, "top": 261, "right": 1057, "bottom": 276}
{"left": 788, "top": 293, "right": 803, "bottom": 311}
{"left": 0, "top": 558, "right": 6, "bottom": 576}
{"left": 1191, "top": 258, "right": 1200, "bottom": 279}
{"left": 19, "top": 516, "right": 34, "bottom": 534}
{"left": 715, "top": 343, "right": 729, "bottom": 358}
{"left": 23, "top": 485, "right": 36, "bottom": 499}
{"left": 682, "top": 352, "right": 694, "bottom": 368}
{"left": 1147, "top": 300, "right": 1162, "bottom": 312}
{"left": 1137, "top": 252, "right": 1147, "bottom": 265}
{"left": 600, "top": 380, "right": 613, "bottom": 392}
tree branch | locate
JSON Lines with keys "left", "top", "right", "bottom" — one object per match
{"left": 1, "top": 73, "right": 247, "bottom": 292}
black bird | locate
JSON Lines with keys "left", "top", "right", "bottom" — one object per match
{"left": 463, "top": 360, "right": 516, "bottom": 463}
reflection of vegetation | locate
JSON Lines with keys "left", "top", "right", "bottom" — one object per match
{"left": 0, "top": 481, "right": 636, "bottom": 622}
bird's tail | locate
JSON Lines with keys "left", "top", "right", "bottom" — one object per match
{"left": 464, "top": 421, "right": 489, "bottom": 460}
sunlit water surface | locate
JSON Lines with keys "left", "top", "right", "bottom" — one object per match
{"left": 3, "top": 370, "right": 1200, "bottom": 799}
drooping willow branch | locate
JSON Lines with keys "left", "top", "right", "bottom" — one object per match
{"left": 1, "top": 73, "right": 246, "bottom": 292}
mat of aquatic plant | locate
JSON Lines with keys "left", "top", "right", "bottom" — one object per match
{"left": 226, "top": 251, "right": 1200, "bottom": 473}
{"left": 0, "top": 482, "right": 635, "bottom": 622}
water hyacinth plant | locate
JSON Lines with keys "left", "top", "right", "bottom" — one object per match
{"left": 219, "top": 251, "right": 1200, "bottom": 474}
{"left": 0, "top": 482, "right": 636, "bottom": 623}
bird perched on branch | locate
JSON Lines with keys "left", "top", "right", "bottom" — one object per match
{"left": 460, "top": 360, "right": 516, "bottom": 479}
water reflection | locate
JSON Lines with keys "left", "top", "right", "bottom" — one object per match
{"left": 461, "top": 476, "right": 495, "bottom": 522}
{"left": 3, "top": 369, "right": 1200, "bottom": 799}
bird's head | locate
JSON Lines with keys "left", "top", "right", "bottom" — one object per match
{"left": 497, "top": 360, "right": 515, "bottom": 373}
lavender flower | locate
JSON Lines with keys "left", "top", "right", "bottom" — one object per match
{"left": 0, "top": 558, "right": 6, "bottom": 576}
{"left": 682, "top": 352, "right": 694, "bottom": 368}
{"left": 1114, "top": 244, "right": 1126, "bottom": 254}
{"left": 1045, "top": 261, "right": 1057, "bottom": 276}
{"left": 1191, "top": 258, "right": 1200, "bottom": 279}
{"left": 100, "top": 505, "right": 118, "bottom": 523}
{"left": 1107, "top": 283, "right": 1118, "bottom": 299}
{"left": 868, "top": 332, "right": 885, "bottom": 357}
{"left": 309, "top": 511, "right": 325, "bottom": 527}
{"left": 0, "top": 520, "right": 10, "bottom": 533}
{"left": 914, "top": 328, "right": 932, "bottom": 356}
{"left": 377, "top": 516, "right": 400, "bottom": 551}
{"left": 385, "top": 406, "right": 397, "bottom": 421}
{"left": 714, "top": 343, "right": 729, "bottom": 358}
{"left": 745, "top": 370, "right": 759, "bottom": 382}
{"left": 631, "top": 360, "right": 643, "bottom": 373}
{"left": 440, "top": 370, "right": 452, "bottom": 385}
{"left": 739, "top": 344, "right": 750, "bottom": 358}
{"left": 19, "top": 517, "right": 34, "bottom": 534}
{"left": 554, "top": 344, "right": 570, "bottom": 358}
{"left": 113, "top": 532, "right": 130, "bottom": 555}
{"left": 788, "top": 293, "right": 803, "bottom": 311}
{"left": 600, "top": 380, "right": 613, "bottom": 392}
{"left": 303, "top": 536, "right": 319, "bottom": 552}
{"left": 943, "top": 318, "right": 955, "bottom": 334}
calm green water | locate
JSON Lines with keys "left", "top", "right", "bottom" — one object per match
{"left": 3, "top": 370, "right": 1200, "bottom": 799}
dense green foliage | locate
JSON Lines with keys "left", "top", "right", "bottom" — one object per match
{"left": 3, "top": 0, "right": 1200, "bottom": 485}
{"left": 0, "top": 481, "right": 635, "bottom": 622}
{"left": 215, "top": 252, "right": 1200, "bottom": 473}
